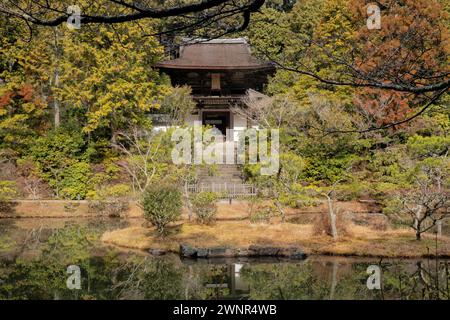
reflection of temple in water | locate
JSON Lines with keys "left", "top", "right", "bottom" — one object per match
{"left": 205, "top": 263, "right": 250, "bottom": 299}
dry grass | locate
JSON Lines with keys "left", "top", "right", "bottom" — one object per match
{"left": 101, "top": 220, "right": 450, "bottom": 258}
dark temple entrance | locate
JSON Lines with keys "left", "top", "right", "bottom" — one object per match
{"left": 202, "top": 111, "right": 230, "bottom": 136}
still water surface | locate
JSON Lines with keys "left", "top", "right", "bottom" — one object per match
{"left": 0, "top": 218, "right": 448, "bottom": 300}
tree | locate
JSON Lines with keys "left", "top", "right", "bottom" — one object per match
{"left": 157, "top": 86, "right": 196, "bottom": 126}
{"left": 400, "top": 159, "right": 449, "bottom": 240}
{"left": 0, "top": 0, "right": 265, "bottom": 36}
{"left": 141, "top": 183, "right": 182, "bottom": 235}
{"left": 0, "top": 84, "right": 47, "bottom": 151}
{"left": 256, "top": 0, "right": 449, "bottom": 131}
{"left": 2, "top": 0, "right": 447, "bottom": 98}
{"left": 56, "top": 21, "right": 169, "bottom": 136}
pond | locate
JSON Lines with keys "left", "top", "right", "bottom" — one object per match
{"left": 0, "top": 218, "right": 449, "bottom": 300}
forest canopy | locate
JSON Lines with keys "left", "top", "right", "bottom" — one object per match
{"left": 0, "top": 0, "right": 448, "bottom": 205}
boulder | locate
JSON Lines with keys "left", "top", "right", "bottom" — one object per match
{"left": 149, "top": 248, "right": 167, "bottom": 256}
{"left": 180, "top": 244, "right": 197, "bottom": 257}
{"left": 196, "top": 248, "right": 208, "bottom": 258}
{"left": 289, "top": 251, "right": 307, "bottom": 259}
{"left": 207, "top": 247, "right": 236, "bottom": 258}
{"left": 237, "top": 248, "right": 250, "bottom": 257}
{"left": 279, "top": 246, "right": 306, "bottom": 259}
{"left": 248, "top": 245, "right": 280, "bottom": 256}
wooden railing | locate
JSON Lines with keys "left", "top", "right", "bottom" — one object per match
{"left": 188, "top": 183, "right": 257, "bottom": 198}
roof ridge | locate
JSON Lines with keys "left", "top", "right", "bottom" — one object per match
{"left": 181, "top": 37, "right": 249, "bottom": 45}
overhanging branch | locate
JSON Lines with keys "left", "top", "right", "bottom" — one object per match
{"left": 0, "top": 0, "right": 265, "bottom": 27}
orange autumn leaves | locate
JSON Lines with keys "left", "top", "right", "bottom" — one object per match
{"left": 0, "top": 84, "right": 45, "bottom": 110}
{"left": 0, "top": 84, "right": 48, "bottom": 146}
{"left": 349, "top": 0, "right": 449, "bottom": 128}
{"left": 355, "top": 89, "right": 412, "bottom": 127}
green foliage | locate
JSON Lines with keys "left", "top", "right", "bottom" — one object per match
{"left": 23, "top": 130, "right": 100, "bottom": 199}
{"left": 0, "top": 180, "right": 18, "bottom": 214}
{"left": 381, "top": 196, "right": 403, "bottom": 217}
{"left": 141, "top": 184, "right": 182, "bottom": 234}
{"left": 94, "top": 184, "right": 131, "bottom": 199}
{"left": 157, "top": 86, "right": 196, "bottom": 126}
{"left": 334, "top": 181, "right": 371, "bottom": 201}
{"left": 407, "top": 135, "right": 450, "bottom": 159}
{"left": 0, "top": 180, "right": 18, "bottom": 200}
{"left": 59, "top": 162, "right": 92, "bottom": 200}
{"left": 303, "top": 155, "right": 355, "bottom": 183}
{"left": 279, "top": 153, "right": 307, "bottom": 184}
{"left": 190, "top": 192, "right": 218, "bottom": 224}
{"left": 249, "top": 201, "right": 278, "bottom": 223}
{"left": 207, "top": 164, "right": 219, "bottom": 177}
{"left": 371, "top": 182, "right": 404, "bottom": 199}
{"left": 0, "top": 0, "right": 448, "bottom": 207}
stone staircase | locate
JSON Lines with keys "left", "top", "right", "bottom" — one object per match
{"left": 190, "top": 164, "right": 256, "bottom": 197}
{"left": 197, "top": 164, "right": 244, "bottom": 185}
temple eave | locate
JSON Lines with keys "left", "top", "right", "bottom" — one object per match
{"left": 155, "top": 64, "right": 274, "bottom": 71}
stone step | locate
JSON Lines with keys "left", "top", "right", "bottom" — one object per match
{"left": 198, "top": 173, "right": 242, "bottom": 177}
{"left": 199, "top": 177, "right": 243, "bottom": 182}
{"left": 197, "top": 165, "right": 242, "bottom": 170}
{"left": 198, "top": 167, "right": 241, "bottom": 172}
{"left": 199, "top": 179, "right": 244, "bottom": 184}
{"left": 198, "top": 173, "right": 242, "bottom": 178}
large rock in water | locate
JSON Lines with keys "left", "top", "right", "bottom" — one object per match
{"left": 180, "top": 244, "right": 197, "bottom": 257}
{"left": 207, "top": 247, "right": 236, "bottom": 258}
{"left": 248, "top": 245, "right": 280, "bottom": 256}
{"left": 248, "top": 245, "right": 306, "bottom": 259}
{"left": 279, "top": 246, "right": 307, "bottom": 259}
{"left": 196, "top": 247, "right": 208, "bottom": 258}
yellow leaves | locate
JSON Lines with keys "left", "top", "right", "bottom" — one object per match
{"left": 21, "top": 102, "right": 36, "bottom": 114}
{"left": 0, "top": 114, "right": 29, "bottom": 130}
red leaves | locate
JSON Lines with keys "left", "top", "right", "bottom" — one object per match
{"left": 0, "top": 91, "right": 13, "bottom": 108}
{"left": 355, "top": 88, "right": 413, "bottom": 129}
{"left": 350, "top": 0, "right": 449, "bottom": 84}
{"left": 0, "top": 84, "right": 45, "bottom": 110}
{"left": 18, "top": 84, "right": 34, "bottom": 102}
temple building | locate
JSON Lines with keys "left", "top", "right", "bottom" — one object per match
{"left": 155, "top": 38, "right": 275, "bottom": 142}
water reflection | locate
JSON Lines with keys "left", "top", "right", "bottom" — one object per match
{"left": 0, "top": 219, "right": 449, "bottom": 300}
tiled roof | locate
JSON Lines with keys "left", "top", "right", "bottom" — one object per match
{"left": 155, "top": 38, "right": 274, "bottom": 70}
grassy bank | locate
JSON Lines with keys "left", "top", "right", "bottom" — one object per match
{"left": 101, "top": 221, "right": 450, "bottom": 259}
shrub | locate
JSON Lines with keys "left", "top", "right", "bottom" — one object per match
{"left": 190, "top": 192, "right": 218, "bottom": 224}
{"left": 98, "top": 184, "right": 131, "bottom": 198}
{"left": 334, "top": 182, "right": 371, "bottom": 201}
{"left": 304, "top": 155, "right": 355, "bottom": 183}
{"left": 207, "top": 164, "right": 218, "bottom": 177}
{"left": 381, "top": 196, "right": 403, "bottom": 216}
{"left": 59, "top": 162, "right": 92, "bottom": 200}
{"left": 407, "top": 135, "right": 450, "bottom": 159}
{"left": 141, "top": 184, "right": 182, "bottom": 234}
{"left": 88, "top": 200, "right": 129, "bottom": 218}
{"left": 249, "top": 202, "right": 277, "bottom": 223}
{"left": 0, "top": 201, "right": 17, "bottom": 214}
{"left": 0, "top": 180, "right": 18, "bottom": 201}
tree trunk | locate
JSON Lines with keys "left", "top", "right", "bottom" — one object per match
{"left": 184, "top": 181, "right": 193, "bottom": 221}
{"left": 52, "top": 27, "right": 61, "bottom": 128}
{"left": 414, "top": 206, "right": 422, "bottom": 241}
{"left": 275, "top": 199, "right": 285, "bottom": 223}
{"left": 53, "top": 70, "right": 60, "bottom": 128}
{"left": 416, "top": 226, "right": 421, "bottom": 241}
{"left": 437, "top": 220, "right": 442, "bottom": 237}
{"left": 326, "top": 194, "right": 338, "bottom": 240}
